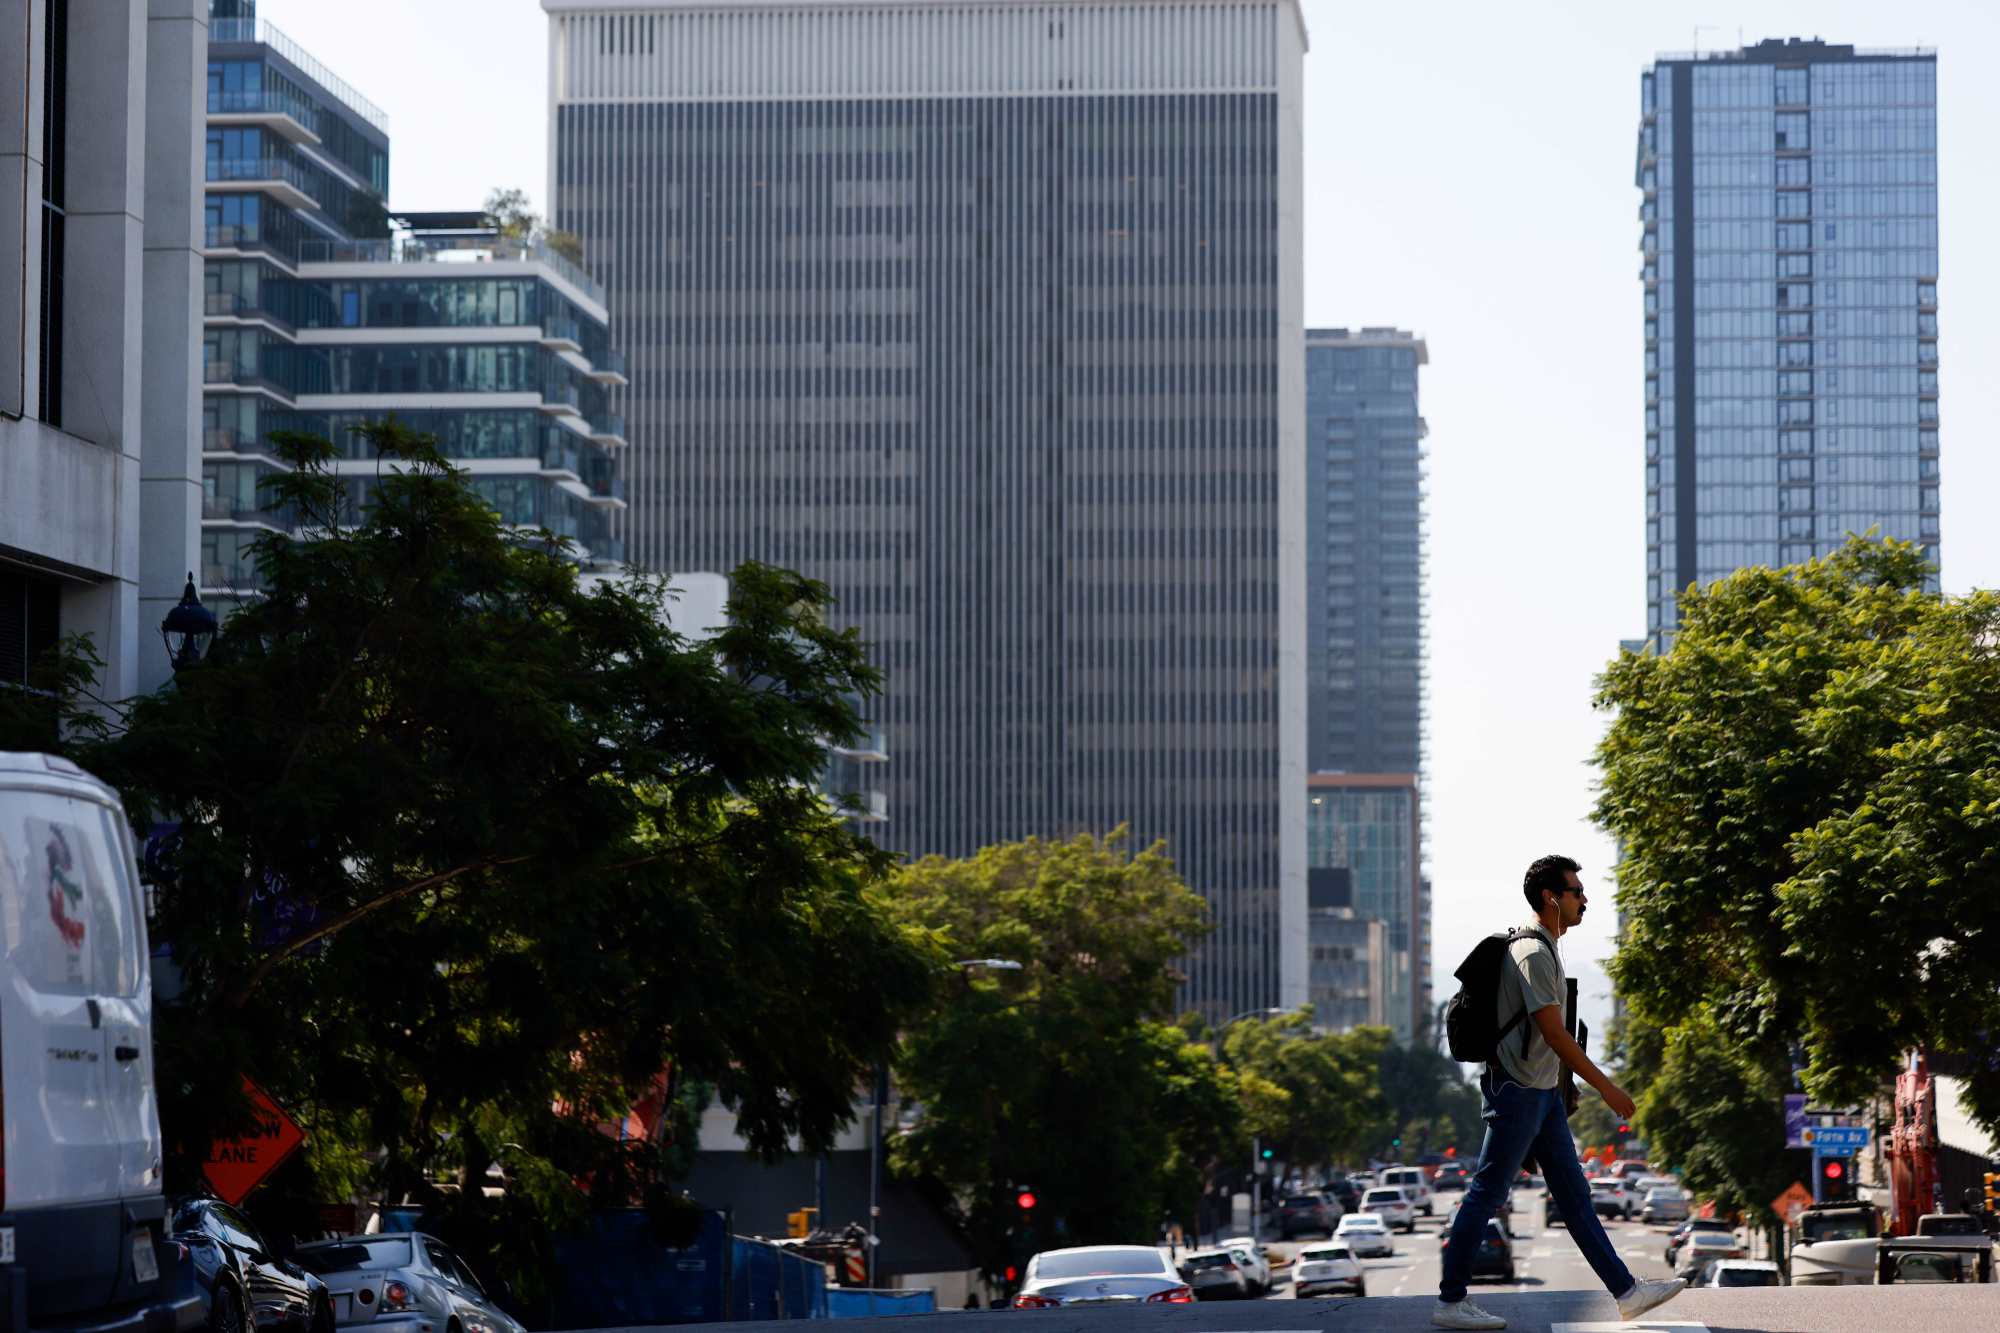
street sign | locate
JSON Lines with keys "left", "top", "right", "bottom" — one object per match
{"left": 203, "top": 1078, "right": 306, "bottom": 1205}
{"left": 1771, "top": 1181, "right": 1814, "bottom": 1223}
{"left": 1802, "top": 1125, "right": 1871, "bottom": 1151}
{"left": 1783, "top": 1093, "right": 1808, "bottom": 1148}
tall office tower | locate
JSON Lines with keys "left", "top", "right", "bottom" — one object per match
{"left": 1639, "top": 39, "right": 1939, "bottom": 644}
{"left": 200, "top": 3, "right": 625, "bottom": 604}
{"left": 4, "top": 0, "right": 205, "bottom": 698}
{"left": 546, "top": 0, "right": 1309, "bottom": 1019}
{"left": 1301, "top": 328, "right": 1428, "bottom": 1041}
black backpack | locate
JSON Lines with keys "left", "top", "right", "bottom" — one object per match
{"left": 1443, "top": 928, "right": 1544, "bottom": 1065}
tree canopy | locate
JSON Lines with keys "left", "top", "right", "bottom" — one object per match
{"left": 1595, "top": 536, "right": 2000, "bottom": 1212}
{"left": 3, "top": 421, "right": 937, "bottom": 1307}
{"left": 883, "top": 831, "right": 1241, "bottom": 1277}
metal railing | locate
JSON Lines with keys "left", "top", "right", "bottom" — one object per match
{"left": 591, "top": 413, "right": 625, "bottom": 440}
{"left": 202, "top": 495, "right": 292, "bottom": 528}
{"left": 587, "top": 472, "right": 626, "bottom": 504}
{"left": 206, "top": 87, "right": 317, "bottom": 127}
{"left": 208, "top": 17, "right": 388, "bottom": 134}
{"left": 593, "top": 349, "right": 626, "bottom": 379}
{"left": 207, "top": 156, "right": 316, "bottom": 199}
{"left": 540, "top": 439, "right": 583, "bottom": 477}
{"left": 543, "top": 315, "right": 582, "bottom": 347}
{"left": 293, "top": 236, "right": 604, "bottom": 305}
{"left": 540, "top": 381, "right": 580, "bottom": 413}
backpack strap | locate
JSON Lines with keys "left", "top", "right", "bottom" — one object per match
{"left": 1489, "top": 928, "right": 1551, "bottom": 1068}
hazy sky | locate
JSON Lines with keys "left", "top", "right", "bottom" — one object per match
{"left": 266, "top": 0, "right": 2000, "bottom": 1036}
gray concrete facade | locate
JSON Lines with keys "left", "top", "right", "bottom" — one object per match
{"left": 1, "top": 0, "right": 204, "bottom": 697}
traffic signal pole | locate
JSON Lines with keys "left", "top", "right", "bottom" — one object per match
{"left": 1251, "top": 1136, "right": 1262, "bottom": 1240}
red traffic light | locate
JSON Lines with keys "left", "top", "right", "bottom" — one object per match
{"left": 1445, "top": 1146, "right": 1456, "bottom": 1158}
{"left": 1016, "top": 1190, "right": 1037, "bottom": 1210}
{"left": 1823, "top": 1160, "right": 1845, "bottom": 1180}
{"left": 1004, "top": 1266, "right": 1018, "bottom": 1282}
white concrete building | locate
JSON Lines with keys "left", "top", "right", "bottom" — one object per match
{"left": 2, "top": 0, "right": 205, "bottom": 698}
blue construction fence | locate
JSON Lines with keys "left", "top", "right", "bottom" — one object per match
{"left": 548, "top": 1209, "right": 930, "bottom": 1323}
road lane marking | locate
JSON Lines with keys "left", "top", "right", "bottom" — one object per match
{"left": 1552, "top": 1324, "right": 1708, "bottom": 1332}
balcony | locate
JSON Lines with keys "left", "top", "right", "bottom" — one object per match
{"left": 206, "top": 88, "right": 320, "bottom": 145}
{"left": 540, "top": 316, "right": 583, "bottom": 353}
{"left": 206, "top": 156, "right": 319, "bottom": 211}
{"left": 537, "top": 381, "right": 580, "bottom": 416}
{"left": 208, "top": 17, "right": 389, "bottom": 136}
{"left": 587, "top": 349, "right": 628, "bottom": 386}
{"left": 203, "top": 358, "right": 294, "bottom": 401}
{"left": 203, "top": 224, "right": 298, "bottom": 269}
{"left": 202, "top": 495, "right": 292, "bottom": 530}
{"left": 204, "top": 291, "right": 295, "bottom": 335}
{"left": 588, "top": 413, "right": 627, "bottom": 448}
{"left": 584, "top": 470, "right": 627, "bottom": 510}
{"left": 200, "top": 561, "right": 263, "bottom": 596}
{"left": 294, "top": 236, "right": 604, "bottom": 306}
{"left": 539, "top": 438, "right": 583, "bottom": 479}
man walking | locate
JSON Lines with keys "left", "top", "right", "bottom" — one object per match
{"left": 1432, "top": 855, "right": 1684, "bottom": 1330}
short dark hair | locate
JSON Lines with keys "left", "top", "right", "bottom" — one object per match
{"left": 1523, "top": 855, "right": 1581, "bottom": 913}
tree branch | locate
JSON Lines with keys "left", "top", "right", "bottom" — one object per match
{"left": 227, "top": 853, "right": 533, "bottom": 1007}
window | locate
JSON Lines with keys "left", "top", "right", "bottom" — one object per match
{"left": 1777, "top": 191, "right": 1810, "bottom": 219}
{"left": 1776, "top": 68, "right": 1807, "bottom": 104}
{"left": 37, "top": 0, "right": 69, "bottom": 426}
{"left": 1776, "top": 223, "right": 1809, "bottom": 250}
{"left": 1775, "top": 112, "right": 1809, "bottom": 149}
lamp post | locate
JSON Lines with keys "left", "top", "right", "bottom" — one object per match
{"left": 1214, "top": 1007, "right": 1288, "bottom": 1241}
{"left": 158, "top": 572, "right": 218, "bottom": 672}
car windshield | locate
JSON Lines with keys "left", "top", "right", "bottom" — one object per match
{"left": 1342, "top": 1217, "right": 1384, "bottom": 1229}
{"left": 1690, "top": 1234, "right": 1734, "bottom": 1248}
{"left": 1363, "top": 1190, "right": 1402, "bottom": 1203}
{"left": 1716, "top": 1268, "right": 1779, "bottom": 1286}
{"left": 1282, "top": 1196, "right": 1320, "bottom": 1207}
{"left": 1647, "top": 1188, "right": 1684, "bottom": 1201}
{"left": 1919, "top": 1216, "right": 1983, "bottom": 1236}
{"left": 1182, "top": 1253, "right": 1235, "bottom": 1270}
{"left": 1034, "top": 1249, "right": 1164, "bottom": 1279}
{"left": 1591, "top": 1181, "right": 1620, "bottom": 1192}
{"left": 296, "top": 1240, "right": 414, "bottom": 1274}
{"left": 1799, "top": 1218, "right": 1871, "bottom": 1243}
{"left": 1299, "top": 1247, "right": 1348, "bottom": 1262}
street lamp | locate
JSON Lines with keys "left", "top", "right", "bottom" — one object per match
{"left": 159, "top": 572, "right": 218, "bottom": 671}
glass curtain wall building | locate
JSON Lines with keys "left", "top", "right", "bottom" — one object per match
{"left": 1305, "top": 774, "right": 1421, "bottom": 1042}
{"left": 1302, "top": 328, "right": 1428, "bottom": 1040}
{"left": 201, "top": 3, "right": 624, "bottom": 604}
{"left": 544, "top": 0, "right": 1310, "bottom": 1020}
{"left": 1638, "top": 38, "right": 1939, "bottom": 644}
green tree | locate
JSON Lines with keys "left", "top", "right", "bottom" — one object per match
{"left": 1224, "top": 1014, "right": 1393, "bottom": 1168}
{"left": 1596, "top": 536, "right": 2000, "bottom": 1196}
{"left": 885, "top": 831, "right": 1239, "bottom": 1278}
{"left": 1374, "top": 1033, "right": 1483, "bottom": 1159}
{"left": 24, "top": 421, "right": 937, "bottom": 1311}
{"left": 484, "top": 185, "right": 585, "bottom": 263}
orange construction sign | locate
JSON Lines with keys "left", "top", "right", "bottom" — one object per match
{"left": 203, "top": 1078, "right": 306, "bottom": 1205}
{"left": 1771, "top": 1181, "right": 1814, "bottom": 1224}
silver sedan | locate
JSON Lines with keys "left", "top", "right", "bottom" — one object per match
{"left": 294, "top": 1234, "right": 522, "bottom": 1333}
{"left": 1012, "top": 1245, "right": 1194, "bottom": 1308}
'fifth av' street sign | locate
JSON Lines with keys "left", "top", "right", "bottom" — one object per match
{"left": 1802, "top": 1125, "right": 1871, "bottom": 1152}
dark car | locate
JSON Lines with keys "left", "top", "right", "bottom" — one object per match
{"left": 1432, "top": 1166, "right": 1469, "bottom": 1196}
{"left": 1439, "top": 1219, "right": 1514, "bottom": 1284}
{"left": 1325, "top": 1178, "right": 1362, "bottom": 1213}
{"left": 1278, "top": 1194, "right": 1334, "bottom": 1238}
{"left": 172, "top": 1198, "right": 333, "bottom": 1333}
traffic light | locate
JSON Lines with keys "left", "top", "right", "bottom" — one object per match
{"left": 1391, "top": 1136, "right": 1402, "bottom": 1149}
{"left": 1983, "top": 1172, "right": 1998, "bottom": 1214}
{"left": 1819, "top": 1156, "right": 1852, "bottom": 1202}
{"left": 1260, "top": 1146, "right": 1274, "bottom": 1161}
{"left": 1616, "top": 1123, "right": 1631, "bottom": 1139}
{"left": 786, "top": 1208, "right": 815, "bottom": 1239}
{"left": 1016, "top": 1187, "right": 1038, "bottom": 1212}
{"left": 1445, "top": 1146, "right": 1456, "bottom": 1159}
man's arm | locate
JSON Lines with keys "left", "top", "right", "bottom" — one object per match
{"left": 1531, "top": 1005, "right": 1636, "bottom": 1119}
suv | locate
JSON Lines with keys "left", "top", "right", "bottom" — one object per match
{"left": 0, "top": 754, "right": 201, "bottom": 1333}
{"left": 1277, "top": 1194, "right": 1336, "bottom": 1238}
{"left": 1360, "top": 1187, "right": 1416, "bottom": 1233}
{"left": 1590, "top": 1178, "right": 1637, "bottom": 1220}
{"left": 1379, "top": 1166, "right": 1434, "bottom": 1218}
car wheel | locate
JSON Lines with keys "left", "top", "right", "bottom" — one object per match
{"left": 1354, "top": 1281, "right": 1366, "bottom": 1297}
{"left": 209, "top": 1284, "right": 244, "bottom": 1333}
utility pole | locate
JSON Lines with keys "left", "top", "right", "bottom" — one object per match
{"left": 867, "top": 1064, "right": 885, "bottom": 1287}
{"left": 1251, "top": 1135, "right": 1262, "bottom": 1240}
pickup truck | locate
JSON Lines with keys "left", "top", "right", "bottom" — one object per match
{"left": 1874, "top": 1215, "right": 1994, "bottom": 1285}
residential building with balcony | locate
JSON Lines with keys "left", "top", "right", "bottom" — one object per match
{"left": 1638, "top": 39, "right": 1940, "bottom": 645}
{"left": 4, "top": 0, "right": 206, "bottom": 697}
{"left": 200, "top": 2, "right": 625, "bottom": 601}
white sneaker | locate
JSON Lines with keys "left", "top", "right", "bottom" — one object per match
{"left": 1617, "top": 1277, "right": 1686, "bottom": 1321}
{"left": 1432, "top": 1298, "right": 1507, "bottom": 1330}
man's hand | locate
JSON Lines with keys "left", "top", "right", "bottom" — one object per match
{"left": 1602, "top": 1083, "right": 1636, "bottom": 1121}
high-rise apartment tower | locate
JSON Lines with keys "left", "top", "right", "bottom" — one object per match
{"left": 545, "top": 0, "right": 1309, "bottom": 1018}
{"left": 1639, "top": 39, "right": 1939, "bottom": 643}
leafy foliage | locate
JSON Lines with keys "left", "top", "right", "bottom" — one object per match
{"left": 1223, "top": 1013, "right": 1394, "bottom": 1165}
{"left": 1595, "top": 535, "right": 2000, "bottom": 1210}
{"left": 884, "top": 831, "right": 1239, "bottom": 1277}
{"left": 41, "top": 421, "right": 937, "bottom": 1309}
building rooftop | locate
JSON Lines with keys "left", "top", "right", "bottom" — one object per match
{"left": 1306, "top": 327, "right": 1429, "bottom": 364}
{"left": 1652, "top": 37, "right": 1934, "bottom": 64}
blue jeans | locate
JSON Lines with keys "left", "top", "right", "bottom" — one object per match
{"left": 1438, "top": 1071, "right": 1634, "bottom": 1304}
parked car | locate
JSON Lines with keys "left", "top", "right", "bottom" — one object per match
{"left": 1440, "top": 1219, "right": 1516, "bottom": 1284}
{"left": 1215, "top": 1238, "right": 1270, "bottom": 1294}
{"left": 1665, "top": 1217, "right": 1737, "bottom": 1267}
{"left": 1379, "top": 1166, "right": 1435, "bottom": 1217}
{"left": 1011, "top": 1246, "right": 1192, "bottom": 1307}
{"left": 1589, "top": 1178, "right": 1637, "bottom": 1220}
{"left": 1175, "top": 1249, "right": 1250, "bottom": 1300}
{"left": 1641, "top": 1186, "right": 1691, "bottom": 1226}
{"left": 1335, "top": 1213, "right": 1395, "bottom": 1258}
{"left": 0, "top": 754, "right": 203, "bottom": 1333}
{"left": 1278, "top": 1193, "right": 1336, "bottom": 1238}
{"left": 294, "top": 1233, "right": 520, "bottom": 1333}
{"left": 1292, "top": 1243, "right": 1366, "bottom": 1298}
{"left": 1359, "top": 1187, "right": 1416, "bottom": 1233}
{"left": 1704, "top": 1259, "right": 1783, "bottom": 1287}
{"left": 172, "top": 1199, "right": 331, "bottom": 1333}
{"left": 1324, "top": 1178, "right": 1363, "bottom": 1213}
{"left": 1676, "top": 1230, "right": 1747, "bottom": 1284}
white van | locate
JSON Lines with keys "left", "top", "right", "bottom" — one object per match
{"left": 0, "top": 753, "right": 199, "bottom": 1333}
{"left": 1379, "top": 1166, "right": 1434, "bottom": 1217}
